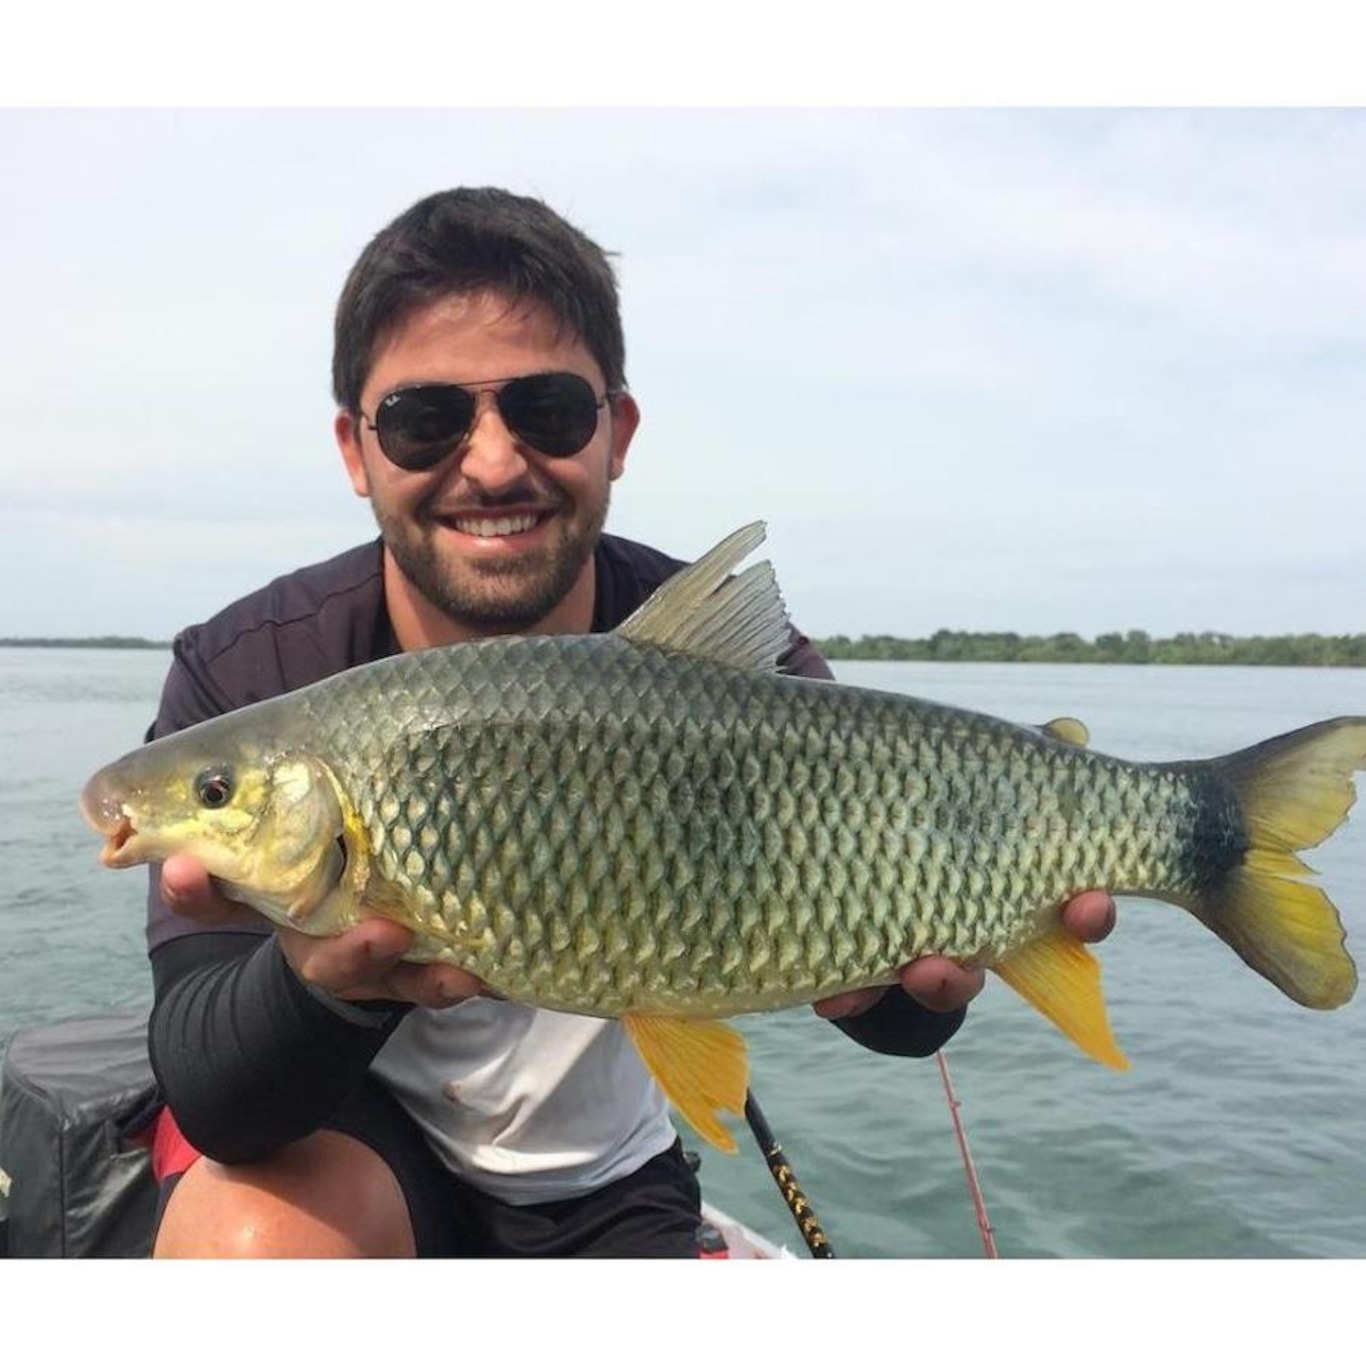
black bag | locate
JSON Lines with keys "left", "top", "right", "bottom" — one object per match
{"left": 0, "top": 1014, "right": 160, "bottom": 1258}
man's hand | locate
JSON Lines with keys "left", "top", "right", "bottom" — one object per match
{"left": 812, "top": 889, "right": 1118, "bottom": 1020}
{"left": 159, "top": 854, "right": 485, "bottom": 1010}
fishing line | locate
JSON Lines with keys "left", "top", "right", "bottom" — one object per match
{"left": 743, "top": 1089, "right": 836, "bottom": 1258}
{"left": 936, "top": 1050, "right": 998, "bottom": 1258}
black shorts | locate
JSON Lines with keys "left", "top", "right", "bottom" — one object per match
{"left": 155, "top": 1075, "right": 704, "bottom": 1258}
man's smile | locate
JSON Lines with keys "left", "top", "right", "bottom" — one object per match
{"left": 428, "top": 506, "right": 562, "bottom": 551}
{"left": 444, "top": 511, "right": 545, "bottom": 538}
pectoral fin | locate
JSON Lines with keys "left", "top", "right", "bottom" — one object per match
{"left": 621, "top": 1014, "right": 749, "bottom": 1153}
{"left": 992, "top": 928, "right": 1129, "bottom": 1070}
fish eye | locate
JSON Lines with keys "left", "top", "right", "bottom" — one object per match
{"left": 195, "top": 767, "right": 235, "bottom": 809}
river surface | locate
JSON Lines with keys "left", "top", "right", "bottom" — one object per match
{"left": 1, "top": 649, "right": 1362, "bottom": 1257}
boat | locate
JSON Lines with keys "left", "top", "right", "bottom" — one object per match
{"left": 0, "top": 1012, "right": 796, "bottom": 1260}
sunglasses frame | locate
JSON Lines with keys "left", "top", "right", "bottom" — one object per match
{"left": 360, "top": 371, "right": 616, "bottom": 471}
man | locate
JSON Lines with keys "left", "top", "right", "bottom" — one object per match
{"left": 145, "top": 187, "right": 1117, "bottom": 1257}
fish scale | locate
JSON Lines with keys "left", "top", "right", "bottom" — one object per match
{"left": 293, "top": 633, "right": 1208, "bottom": 1018}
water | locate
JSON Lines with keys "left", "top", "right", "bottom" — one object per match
{"left": 1, "top": 649, "right": 1363, "bottom": 1258}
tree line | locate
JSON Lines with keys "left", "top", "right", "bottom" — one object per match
{"left": 5, "top": 631, "right": 1365, "bottom": 667}
{"left": 815, "top": 629, "right": 1366, "bottom": 667}
{"left": 0, "top": 636, "right": 170, "bottom": 650}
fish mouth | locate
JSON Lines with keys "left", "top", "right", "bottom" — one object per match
{"left": 99, "top": 814, "right": 139, "bottom": 867}
{"left": 80, "top": 771, "right": 145, "bottom": 868}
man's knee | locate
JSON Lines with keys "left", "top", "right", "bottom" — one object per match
{"left": 152, "top": 1129, "right": 416, "bottom": 1258}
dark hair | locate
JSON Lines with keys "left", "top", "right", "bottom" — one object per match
{"left": 332, "top": 187, "right": 627, "bottom": 412}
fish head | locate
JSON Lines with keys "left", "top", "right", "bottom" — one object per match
{"left": 80, "top": 713, "right": 349, "bottom": 927}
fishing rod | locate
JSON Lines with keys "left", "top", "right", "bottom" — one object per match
{"left": 936, "top": 1050, "right": 998, "bottom": 1258}
{"left": 743, "top": 1089, "right": 836, "bottom": 1258}
{"left": 742, "top": 1057, "right": 993, "bottom": 1260}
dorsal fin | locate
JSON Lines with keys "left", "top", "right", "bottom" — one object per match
{"left": 615, "top": 521, "right": 792, "bottom": 673}
{"left": 1040, "top": 717, "right": 1090, "bottom": 747}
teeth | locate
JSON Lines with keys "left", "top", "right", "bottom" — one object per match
{"left": 452, "top": 514, "right": 540, "bottom": 538}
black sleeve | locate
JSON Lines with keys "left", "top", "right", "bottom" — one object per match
{"left": 148, "top": 931, "right": 410, "bottom": 1164}
{"left": 829, "top": 991, "right": 966, "bottom": 1057}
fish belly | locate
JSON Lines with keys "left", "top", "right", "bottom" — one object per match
{"left": 318, "top": 636, "right": 1219, "bottom": 1020}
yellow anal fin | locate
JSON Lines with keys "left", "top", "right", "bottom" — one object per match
{"left": 622, "top": 1014, "right": 749, "bottom": 1153}
{"left": 992, "top": 928, "right": 1129, "bottom": 1070}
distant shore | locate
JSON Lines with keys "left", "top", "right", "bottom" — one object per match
{"left": 815, "top": 630, "right": 1366, "bottom": 667}
{"left": 0, "top": 637, "right": 171, "bottom": 650}
{"left": 5, "top": 631, "right": 1365, "bottom": 667}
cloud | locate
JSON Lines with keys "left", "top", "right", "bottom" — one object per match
{"left": 3, "top": 108, "right": 1363, "bottom": 641}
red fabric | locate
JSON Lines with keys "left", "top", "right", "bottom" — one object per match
{"left": 145, "top": 1107, "right": 203, "bottom": 1183}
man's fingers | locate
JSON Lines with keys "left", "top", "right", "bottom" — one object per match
{"left": 281, "top": 919, "right": 407, "bottom": 992}
{"left": 811, "top": 986, "right": 886, "bottom": 1020}
{"left": 280, "top": 920, "right": 483, "bottom": 1008}
{"left": 1062, "top": 890, "right": 1118, "bottom": 943}
{"left": 813, "top": 956, "right": 988, "bottom": 1020}
{"left": 372, "top": 962, "right": 485, "bottom": 1009}
{"left": 159, "top": 854, "right": 247, "bottom": 924}
{"left": 898, "top": 956, "right": 986, "bottom": 1013}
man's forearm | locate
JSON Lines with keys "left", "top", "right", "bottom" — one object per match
{"left": 149, "top": 932, "right": 409, "bottom": 1163}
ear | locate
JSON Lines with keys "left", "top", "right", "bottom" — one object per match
{"left": 335, "top": 410, "right": 371, "bottom": 498}
{"left": 607, "top": 392, "right": 640, "bottom": 482}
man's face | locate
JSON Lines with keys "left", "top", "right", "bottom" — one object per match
{"left": 337, "top": 291, "right": 639, "bottom": 638}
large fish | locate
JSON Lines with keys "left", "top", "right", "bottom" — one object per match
{"left": 82, "top": 525, "right": 1362, "bottom": 1151}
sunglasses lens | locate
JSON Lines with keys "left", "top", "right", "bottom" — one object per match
{"left": 371, "top": 374, "right": 604, "bottom": 468}
{"left": 501, "top": 373, "right": 602, "bottom": 456}
{"left": 375, "top": 387, "right": 476, "bottom": 470}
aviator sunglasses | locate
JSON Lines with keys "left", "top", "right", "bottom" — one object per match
{"left": 361, "top": 372, "right": 614, "bottom": 471}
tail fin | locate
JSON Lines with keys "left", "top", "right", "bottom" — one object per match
{"left": 1193, "top": 717, "right": 1365, "bottom": 1010}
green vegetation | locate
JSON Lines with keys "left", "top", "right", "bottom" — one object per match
{"left": 0, "top": 637, "right": 170, "bottom": 650}
{"left": 815, "top": 630, "right": 1366, "bottom": 667}
{"left": 5, "top": 632, "right": 1365, "bottom": 667}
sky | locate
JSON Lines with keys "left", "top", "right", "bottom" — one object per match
{"left": 4, "top": 100, "right": 1365, "bottom": 643}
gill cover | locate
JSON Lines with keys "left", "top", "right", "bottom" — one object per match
{"left": 207, "top": 752, "right": 352, "bottom": 928}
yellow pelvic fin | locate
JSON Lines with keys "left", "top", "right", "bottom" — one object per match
{"left": 1039, "top": 716, "right": 1090, "bottom": 747}
{"left": 1199, "top": 716, "right": 1366, "bottom": 1009}
{"left": 621, "top": 1014, "right": 749, "bottom": 1154}
{"left": 992, "top": 927, "right": 1129, "bottom": 1070}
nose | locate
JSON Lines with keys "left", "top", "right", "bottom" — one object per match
{"left": 457, "top": 392, "right": 531, "bottom": 493}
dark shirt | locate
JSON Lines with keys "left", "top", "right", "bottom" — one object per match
{"left": 147, "top": 532, "right": 965, "bottom": 1164}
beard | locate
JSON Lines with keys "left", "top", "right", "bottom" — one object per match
{"left": 374, "top": 488, "right": 611, "bottom": 635}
